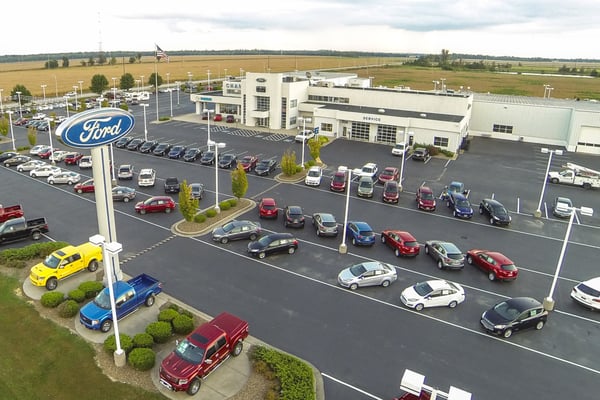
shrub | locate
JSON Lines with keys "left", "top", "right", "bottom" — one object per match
{"left": 180, "top": 308, "right": 194, "bottom": 319}
{"left": 3, "top": 259, "right": 26, "bottom": 269}
{"left": 219, "top": 200, "right": 231, "bottom": 211}
{"left": 167, "top": 303, "right": 180, "bottom": 312}
{"left": 158, "top": 308, "right": 180, "bottom": 323}
{"left": 295, "top": 165, "right": 303, "bottom": 174}
{"left": 194, "top": 213, "right": 207, "bottom": 223}
{"left": 68, "top": 289, "right": 86, "bottom": 303}
{"left": 104, "top": 334, "right": 134, "bottom": 354}
{"left": 205, "top": 208, "right": 217, "bottom": 218}
{"left": 0, "top": 241, "right": 69, "bottom": 263}
{"left": 40, "top": 291, "right": 65, "bottom": 308}
{"left": 228, "top": 198, "right": 237, "bottom": 207}
{"left": 132, "top": 333, "right": 155, "bottom": 349}
{"left": 172, "top": 314, "right": 195, "bottom": 335}
{"left": 128, "top": 348, "right": 156, "bottom": 371}
{"left": 146, "top": 321, "right": 172, "bottom": 344}
{"left": 57, "top": 299, "right": 80, "bottom": 318}
{"left": 78, "top": 281, "right": 104, "bottom": 299}
{"left": 305, "top": 159, "right": 316, "bottom": 167}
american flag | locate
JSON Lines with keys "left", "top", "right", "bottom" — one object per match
{"left": 156, "top": 44, "right": 169, "bottom": 61}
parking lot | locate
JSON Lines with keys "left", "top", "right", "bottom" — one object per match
{"left": 2, "top": 99, "right": 600, "bottom": 400}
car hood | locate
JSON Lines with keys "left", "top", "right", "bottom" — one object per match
{"left": 247, "top": 241, "right": 263, "bottom": 252}
{"left": 212, "top": 227, "right": 226, "bottom": 238}
{"left": 161, "top": 352, "right": 199, "bottom": 378}
{"left": 80, "top": 300, "right": 108, "bottom": 320}
{"left": 401, "top": 285, "right": 420, "bottom": 300}
{"left": 482, "top": 308, "right": 512, "bottom": 326}
{"left": 337, "top": 268, "right": 357, "bottom": 283}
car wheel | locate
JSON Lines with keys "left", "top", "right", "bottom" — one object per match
{"left": 258, "top": 252, "right": 266, "bottom": 259}
{"left": 17, "top": 167, "right": 23, "bottom": 172}
{"left": 45, "top": 277, "right": 58, "bottom": 291}
{"left": 349, "top": 283, "right": 358, "bottom": 290}
{"left": 448, "top": 300, "right": 458, "bottom": 308}
{"left": 68, "top": 181, "right": 74, "bottom": 185}
{"left": 395, "top": 249, "right": 400, "bottom": 257}
{"left": 187, "top": 378, "right": 201, "bottom": 396}
{"left": 479, "top": 207, "right": 484, "bottom": 214}
{"left": 100, "top": 320, "right": 113, "bottom": 333}
{"left": 145, "top": 294, "right": 155, "bottom": 307}
{"left": 381, "top": 280, "right": 390, "bottom": 288}
{"left": 503, "top": 329, "right": 513, "bottom": 338}
{"left": 467, "top": 255, "right": 474, "bottom": 265}
{"left": 352, "top": 238, "right": 357, "bottom": 246}
{"left": 453, "top": 210, "right": 457, "bottom": 217}
{"left": 381, "top": 236, "right": 386, "bottom": 243}
{"left": 140, "top": 209, "right": 146, "bottom": 215}
{"left": 31, "top": 173, "right": 37, "bottom": 177}
{"left": 425, "top": 246, "right": 429, "bottom": 254}
{"left": 32, "top": 231, "right": 42, "bottom": 240}
{"left": 535, "top": 320, "right": 545, "bottom": 330}
{"left": 87, "top": 260, "right": 99, "bottom": 272}
{"left": 49, "top": 180, "right": 54, "bottom": 184}
{"left": 4, "top": 163, "right": 10, "bottom": 167}
{"left": 437, "top": 260, "right": 443, "bottom": 269}
{"left": 77, "top": 189, "right": 83, "bottom": 194}
{"left": 220, "top": 237, "right": 229, "bottom": 244}
{"left": 489, "top": 217, "right": 495, "bottom": 225}
{"left": 446, "top": 200, "right": 450, "bottom": 207}
{"left": 231, "top": 340, "right": 243, "bottom": 357}
{"left": 288, "top": 247, "right": 296, "bottom": 254}
{"left": 488, "top": 272, "right": 496, "bottom": 281}
{"left": 415, "top": 303, "right": 424, "bottom": 311}
{"left": 249, "top": 233, "right": 258, "bottom": 241}
{"left": 123, "top": 198, "right": 130, "bottom": 203}
{"left": 165, "top": 208, "right": 172, "bottom": 213}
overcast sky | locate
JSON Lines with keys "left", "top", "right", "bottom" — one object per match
{"left": 4, "top": 0, "right": 599, "bottom": 59}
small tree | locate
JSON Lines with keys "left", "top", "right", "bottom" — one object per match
{"left": 90, "top": 74, "right": 109, "bottom": 95}
{"left": 0, "top": 118, "right": 8, "bottom": 137}
{"left": 231, "top": 164, "right": 248, "bottom": 199}
{"left": 178, "top": 180, "right": 199, "bottom": 222}
{"left": 120, "top": 73, "right": 135, "bottom": 91}
{"left": 27, "top": 130, "right": 37, "bottom": 146}
{"left": 307, "top": 138, "right": 323, "bottom": 164}
{"left": 147, "top": 73, "right": 163, "bottom": 89}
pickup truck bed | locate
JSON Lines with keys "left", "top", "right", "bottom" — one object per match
{"left": 0, "top": 204, "right": 24, "bottom": 223}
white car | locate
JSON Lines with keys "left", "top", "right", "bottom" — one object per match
{"left": 17, "top": 160, "right": 46, "bottom": 172}
{"left": 391, "top": 142, "right": 411, "bottom": 156}
{"left": 48, "top": 171, "right": 81, "bottom": 185}
{"left": 571, "top": 277, "right": 600, "bottom": 310}
{"left": 29, "top": 145, "right": 51, "bottom": 156}
{"left": 137, "top": 168, "right": 156, "bottom": 187}
{"left": 304, "top": 166, "right": 322, "bottom": 186}
{"left": 353, "top": 162, "right": 378, "bottom": 179}
{"left": 79, "top": 156, "right": 93, "bottom": 169}
{"left": 400, "top": 279, "right": 466, "bottom": 311}
{"left": 295, "top": 130, "right": 315, "bottom": 143}
{"left": 49, "top": 150, "right": 70, "bottom": 162}
{"left": 30, "top": 165, "right": 61, "bottom": 178}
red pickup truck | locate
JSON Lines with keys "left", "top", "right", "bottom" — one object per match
{"left": 159, "top": 312, "right": 249, "bottom": 396}
{"left": 0, "top": 204, "right": 24, "bottom": 223}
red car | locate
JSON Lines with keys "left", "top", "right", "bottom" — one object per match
{"left": 378, "top": 166, "right": 399, "bottom": 184}
{"left": 74, "top": 178, "right": 95, "bottom": 194}
{"left": 330, "top": 170, "right": 347, "bottom": 192}
{"left": 380, "top": 230, "right": 420, "bottom": 257}
{"left": 239, "top": 155, "right": 258, "bottom": 172}
{"left": 416, "top": 186, "right": 436, "bottom": 211}
{"left": 258, "top": 198, "right": 278, "bottom": 219}
{"left": 214, "top": 113, "right": 223, "bottom": 121}
{"left": 466, "top": 249, "right": 519, "bottom": 281}
{"left": 64, "top": 152, "right": 84, "bottom": 165}
{"left": 135, "top": 196, "right": 176, "bottom": 215}
{"left": 382, "top": 181, "right": 400, "bottom": 203}
{"left": 14, "top": 117, "right": 29, "bottom": 126}
{"left": 38, "top": 148, "right": 60, "bottom": 159}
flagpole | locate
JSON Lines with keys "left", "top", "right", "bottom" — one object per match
{"left": 155, "top": 53, "right": 159, "bottom": 122}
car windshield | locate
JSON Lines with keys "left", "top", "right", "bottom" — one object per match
{"left": 257, "top": 236, "right": 274, "bottom": 246}
{"left": 322, "top": 220, "right": 336, "bottom": 227}
{"left": 333, "top": 174, "right": 345, "bottom": 182}
{"left": 456, "top": 199, "right": 470, "bottom": 207}
{"left": 43, "top": 254, "right": 61, "bottom": 269}
{"left": 492, "top": 204, "right": 508, "bottom": 215}
{"left": 349, "top": 264, "right": 367, "bottom": 277}
{"left": 204, "top": 152, "right": 215, "bottom": 158}
{"left": 175, "top": 338, "right": 205, "bottom": 364}
{"left": 222, "top": 222, "right": 235, "bottom": 232}
{"left": 385, "top": 184, "right": 397, "bottom": 193}
{"left": 93, "top": 290, "right": 111, "bottom": 309}
{"left": 308, "top": 170, "right": 320, "bottom": 177}
{"left": 413, "top": 282, "right": 433, "bottom": 296}
{"left": 383, "top": 169, "right": 395, "bottom": 175}
{"left": 421, "top": 192, "right": 434, "bottom": 200}
{"left": 119, "top": 167, "right": 130, "bottom": 173}
{"left": 493, "top": 301, "right": 521, "bottom": 320}
{"left": 140, "top": 174, "right": 152, "bottom": 179}
{"left": 405, "top": 241, "right": 419, "bottom": 247}
{"left": 359, "top": 180, "right": 372, "bottom": 188}
{"left": 501, "top": 263, "right": 518, "bottom": 271}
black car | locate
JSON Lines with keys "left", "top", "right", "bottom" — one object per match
{"left": 480, "top": 297, "right": 548, "bottom": 338}
{"left": 479, "top": 198, "right": 512, "bottom": 225}
{"left": 0, "top": 152, "right": 19, "bottom": 163}
{"left": 126, "top": 138, "right": 145, "bottom": 151}
{"left": 247, "top": 232, "right": 298, "bottom": 259}
{"left": 153, "top": 142, "right": 173, "bottom": 156}
{"left": 183, "top": 147, "right": 203, "bottom": 162}
{"left": 164, "top": 177, "right": 180, "bottom": 193}
{"left": 218, "top": 153, "right": 237, "bottom": 168}
{"left": 4, "top": 155, "right": 31, "bottom": 167}
{"left": 139, "top": 140, "right": 158, "bottom": 153}
{"left": 255, "top": 159, "right": 277, "bottom": 176}
{"left": 212, "top": 220, "right": 262, "bottom": 244}
{"left": 200, "top": 151, "right": 216, "bottom": 165}
{"left": 283, "top": 205, "right": 305, "bottom": 228}
{"left": 412, "top": 147, "right": 430, "bottom": 161}
{"left": 168, "top": 145, "right": 187, "bottom": 159}
{"left": 115, "top": 136, "right": 133, "bottom": 148}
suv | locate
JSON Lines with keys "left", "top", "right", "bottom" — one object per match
{"left": 330, "top": 168, "right": 348, "bottom": 192}
{"left": 447, "top": 192, "right": 473, "bottom": 219}
{"left": 357, "top": 176, "right": 374, "bottom": 198}
{"left": 79, "top": 156, "right": 93, "bottom": 169}
{"left": 391, "top": 142, "right": 411, "bottom": 156}
{"left": 416, "top": 186, "right": 436, "bottom": 211}
{"left": 138, "top": 168, "right": 156, "bottom": 187}
{"left": 117, "top": 164, "right": 134, "bottom": 180}
{"left": 479, "top": 198, "right": 512, "bottom": 226}
{"left": 164, "top": 177, "right": 180, "bottom": 194}
{"left": 304, "top": 166, "right": 322, "bottom": 186}
{"left": 412, "top": 147, "right": 430, "bottom": 161}
{"left": 312, "top": 213, "right": 338, "bottom": 237}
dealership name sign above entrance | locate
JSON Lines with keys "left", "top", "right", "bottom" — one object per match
{"left": 56, "top": 108, "right": 135, "bottom": 149}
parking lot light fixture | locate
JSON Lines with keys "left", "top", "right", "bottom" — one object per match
{"left": 398, "top": 129, "right": 410, "bottom": 191}
{"left": 175, "top": 81, "right": 180, "bottom": 105}
{"left": 45, "top": 117, "right": 55, "bottom": 165}
{"left": 338, "top": 167, "right": 352, "bottom": 254}
{"left": 0, "top": 88, "right": 3, "bottom": 114}
{"left": 78, "top": 80, "right": 83, "bottom": 97}
{"left": 140, "top": 75, "right": 144, "bottom": 89}
{"left": 41, "top": 84, "right": 47, "bottom": 103}
{"left": 7, "top": 111, "right": 16, "bottom": 151}
{"left": 207, "top": 140, "right": 226, "bottom": 213}
{"left": 73, "top": 86, "right": 79, "bottom": 110}
{"left": 64, "top": 96, "right": 70, "bottom": 117}
{"left": 16, "top": 91, "right": 22, "bottom": 118}
{"left": 535, "top": 148, "right": 563, "bottom": 218}
{"left": 544, "top": 205, "right": 593, "bottom": 311}
{"left": 141, "top": 104, "right": 149, "bottom": 141}
{"left": 298, "top": 116, "right": 312, "bottom": 169}
{"left": 204, "top": 108, "right": 213, "bottom": 143}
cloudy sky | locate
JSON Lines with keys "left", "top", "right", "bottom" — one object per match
{"left": 4, "top": 0, "right": 599, "bottom": 59}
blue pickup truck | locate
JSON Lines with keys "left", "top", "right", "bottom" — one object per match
{"left": 79, "top": 273, "right": 163, "bottom": 332}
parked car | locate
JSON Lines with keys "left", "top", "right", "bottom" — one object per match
{"left": 164, "top": 177, "right": 180, "bottom": 194}
{"left": 0, "top": 216, "right": 49, "bottom": 246}
{"left": 258, "top": 198, "right": 278, "bottom": 219}
{"left": 0, "top": 152, "right": 19, "bottom": 164}
{"left": 212, "top": 220, "right": 261, "bottom": 244}
{"left": 4, "top": 155, "right": 31, "bottom": 167}
{"left": 78, "top": 156, "right": 93, "bottom": 169}
{"left": 153, "top": 142, "right": 172, "bottom": 156}
{"left": 412, "top": 147, "right": 430, "bottom": 161}
{"left": 63, "top": 152, "right": 84, "bottom": 166}
{"left": 391, "top": 142, "right": 411, "bottom": 156}
{"left": 226, "top": 114, "right": 235, "bottom": 123}
{"left": 357, "top": 176, "right": 375, "bottom": 198}
{"left": 247, "top": 232, "right": 298, "bottom": 259}
{"left": 168, "top": 145, "right": 187, "bottom": 159}
{"left": 214, "top": 113, "right": 223, "bottom": 121}
{"left": 424, "top": 240, "right": 465, "bottom": 269}
{"left": 480, "top": 297, "right": 548, "bottom": 338}
{"left": 114, "top": 136, "right": 133, "bottom": 148}
{"left": 74, "top": 178, "right": 95, "bottom": 193}
{"left": 283, "top": 205, "right": 305, "bottom": 228}
{"left": 218, "top": 153, "right": 237, "bottom": 169}
{"left": 200, "top": 150, "right": 217, "bottom": 165}
{"left": 304, "top": 166, "right": 323, "bottom": 186}
{"left": 356, "top": 162, "right": 378, "bottom": 179}
{"left": 189, "top": 183, "right": 205, "bottom": 200}
{"left": 134, "top": 196, "right": 176, "bottom": 214}
{"left": 330, "top": 169, "right": 347, "bottom": 192}
{"left": 380, "top": 230, "right": 420, "bottom": 257}
{"left": 479, "top": 198, "right": 512, "bottom": 226}
{"left": 552, "top": 196, "right": 573, "bottom": 218}
{"left": 37, "top": 148, "right": 59, "bottom": 159}
{"left": 117, "top": 164, "right": 135, "bottom": 180}
{"left": 112, "top": 186, "right": 136, "bottom": 202}
{"left": 139, "top": 140, "right": 158, "bottom": 153}
{"left": 137, "top": 168, "right": 156, "bottom": 187}
{"left": 382, "top": 180, "right": 400, "bottom": 203}
{"left": 30, "top": 165, "right": 61, "bottom": 178}
{"left": 571, "top": 277, "right": 600, "bottom": 310}
{"left": 239, "top": 155, "right": 258, "bottom": 171}
{"left": 295, "top": 129, "right": 314, "bottom": 143}
{"left": 378, "top": 167, "right": 399, "bottom": 184}
{"left": 400, "top": 280, "right": 465, "bottom": 311}
{"left": 466, "top": 249, "right": 519, "bottom": 281}
{"left": 126, "top": 138, "right": 145, "bottom": 151}
{"left": 440, "top": 181, "right": 467, "bottom": 201}
{"left": 183, "top": 147, "right": 203, "bottom": 162}
{"left": 337, "top": 261, "right": 397, "bottom": 290}
{"left": 49, "top": 150, "right": 70, "bottom": 163}
{"left": 447, "top": 192, "right": 473, "bottom": 219}
{"left": 254, "top": 159, "right": 277, "bottom": 176}
{"left": 346, "top": 221, "right": 375, "bottom": 246}
{"left": 312, "top": 213, "right": 338, "bottom": 237}
{"left": 29, "top": 145, "right": 51, "bottom": 156}
{"left": 48, "top": 171, "right": 81, "bottom": 185}
{"left": 16, "top": 160, "right": 46, "bottom": 172}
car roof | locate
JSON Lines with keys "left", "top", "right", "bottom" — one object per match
{"left": 360, "top": 261, "right": 388, "bottom": 271}
{"left": 579, "top": 277, "right": 600, "bottom": 289}
{"left": 261, "top": 198, "right": 276, "bottom": 204}
{"left": 483, "top": 198, "right": 503, "bottom": 206}
{"left": 264, "top": 232, "right": 294, "bottom": 240}
{"left": 419, "top": 186, "right": 433, "bottom": 193}
{"left": 286, "top": 205, "right": 303, "bottom": 213}
{"left": 426, "top": 279, "right": 457, "bottom": 291}
{"left": 350, "top": 221, "right": 372, "bottom": 230}
{"left": 504, "top": 297, "right": 543, "bottom": 311}
{"left": 436, "top": 241, "right": 461, "bottom": 253}
{"left": 149, "top": 196, "right": 173, "bottom": 201}
{"left": 140, "top": 168, "right": 154, "bottom": 173}
{"left": 384, "top": 230, "right": 416, "bottom": 240}
{"left": 452, "top": 192, "right": 468, "bottom": 200}
{"left": 384, "top": 180, "right": 398, "bottom": 187}
{"left": 315, "top": 212, "right": 335, "bottom": 221}
{"left": 308, "top": 166, "right": 321, "bottom": 171}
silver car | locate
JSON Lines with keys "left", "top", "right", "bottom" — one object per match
{"left": 47, "top": 171, "right": 81, "bottom": 185}
{"left": 212, "top": 220, "right": 261, "bottom": 244}
{"left": 337, "top": 261, "right": 397, "bottom": 290}
{"left": 30, "top": 165, "right": 61, "bottom": 178}
{"left": 424, "top": 240, "right": 465, "bottom": 270}
{"left": 357, "top": 176, "right": 374, "bottom": 198}
{"left": 312, "top": 213, "right": 338, "bottom": 237}
{"left": 17, "top": 160, "right": 46, "bottom": 172}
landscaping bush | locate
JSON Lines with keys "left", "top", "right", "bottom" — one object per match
{"left": 205, "top": 208, "right": 217, "bottom": 218}
{"left": 104, "top": 333, "right": 134, "bottom": 354}
{"left": 0, "top": 241, "right": 69, "bottom": 263}
{"left": 78, "top": 281, "right": 104, "bottom": 299}
{"left": 128, "top": 347, "right": 156, "bottom": 371}
{"left": 228, "top": 198, "right": 237, "bottom": 207}
{"left": 194, "top": 213, "right": 207, "bottom": 223}
{"left": 295, "top": 165, "right": 303, "bottom": 174}
{"left": 172, "top": 314, "right": 195, "bottom": 335}
{"left": 145, "top": 321, "right": 172, "bottom": 344}
{"left": 68, "top": 289, "right": 86, "bottom": 303}
{"left": 40, "top": 291, "right": 65, "bottom": 308}
{"left": 57, "top": 299, "right": 80, "bottom": 318}
{"left": 3, "top": 259, "right": 26, "bottom": 269}
{"left": 158, "top": 308, "right": 180, "bottom": 323}
{"left": 219, "top": 200, "right": 231, "bottom": 211}
{"left": 132, "top": 333, "right": 155, "bottom": 349}
{"left": 167, "top": 303, "right": 180, "bottom": 312}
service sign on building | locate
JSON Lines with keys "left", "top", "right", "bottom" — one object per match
{"left": 55, "top": 108, "right": 135, "bottom": 149}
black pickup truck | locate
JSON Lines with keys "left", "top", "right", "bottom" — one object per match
{"left": 0, "top": 217, "right": 49, "bottom": 245}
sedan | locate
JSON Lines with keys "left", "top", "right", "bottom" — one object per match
{"left": 247, "top": 233, "right": 298, "bottom": 259}
{"left": 382, "top": 180, "right": 399, "bottom": 203}
{"left": 480, "top": 297, "right": 548, "bottom": 338}
{"left": 30, "top": 165, "right": 61, "bottom": 178}
{"left": 378, "top": 167, "right": 399, "bottom": 184}
{"left": 200, "top": 151, "right": 216, "bottom": 165}
{"left": 139, "top": 140, "right": 158, "bottom": 153}
{"left": 466, "top": 249, "right": 519, "bottom": 281}
{"left": 283, "top": 205, "right": 305, "bottom": 228}
{"left": 74, "top": 178, "right": 95, "bottom": 193}
{"left": 337, "top": 261, "right": 397, "bottom": 290}
{"left": 4, "top": 155, "right": 31, "bottom": 167}
{"left": 183, "top": 148, "right": 202, "bottom": 162}
{"left": 114, "top": 136, "right": 133, "bottom": 148}
{"left": 254, "top": 159, "right": 277, "bottom": 176}
{"left": 126, "top": 138, "right": 145, "bottom": 151}
{"left": 37, "top": 148, "right": 59, "bottom": 159}
{"left": 295, "top": 130, "right": 314, "bottom": 143}
{"left": 112, "top": 186, "right": 136, "bottom": 202}
{"left": 152, "top": 142, "right": 172, "bottom": 156}
{"left": 16, "top": 159, "right": 46, "bottom": 172}
{"left": 258, "top": 198, "right": 278, "bottom": 219}
{"left": 400, "top": 280, "right": 466, "bottom": 311}
{"left": 346, "top": 221, "right": 376, "bottom": 246}
{"left": 218, "top": 153, "right": 237, "bottom": 169}
{"left": 570, "top": 277, "right": 600, "bottom": 310}
{"left": 63, "top": 152, "right": 84, "bottom": 166}
{"left": 212, "top": 220, "right": 262, "bottom": 244}
{"left": 312, "top": 213, "right": 338, "bottom": 237}
{"left": 48, "top": 171, "right": 81, "bottom": 185}
{"left": 0, "top": 152, "right": 19, "bottom": 163}
{"left": 134, "top": 196, "right": 176, "bottom": 214}
{"left": 168, "top": 145, "right": 187, "bottom": 159}
{"left": 239, "top": 155, "right": 258, "bottom": 172}
{"left": 424, "top": 240, "right": 465, "bottom": 269}
{"left": 479, "top": 198, "right": 512, "bottom": 226}
{"left": 29, "top": 145, "right": 51, "bottom": 156}
{"left": 552, "top": 196, "right": 573, "bottom": 218}
{"left": 49, "top": 150, "right": 70, "bottom": 162}
{"left": 380, "top": 230, "right": 420, "bottom": 257}
{"left": 189, "top": 183, "right": 205, "bottom": 200}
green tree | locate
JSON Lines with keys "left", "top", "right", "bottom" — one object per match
{"left": 280, "top": 148, "right": 297, "bottom": 176}
{"left": 178, "top": 180, "right": 198, "bottom": 222}
{"left": 120, "top": 73, "right": 135, "bottom": 91}
{"left": 90, "top": 74, "right": 109, "bottom": 95}
{"left": 27, "top": 129, "right": 37, "bottom": 146}
{"left": 231, "top": 164, "right": 248, "bottom": 199}
{"left": 88, "top": 57, "right": 95, "bottom": 66}
{"left": 307, "top": 138, "right": 322, "bottom": 163}
{"left": 136, "top": 53, "right": 142, "bottom": 63}
{"left": 147, "top": 73, "right": 163, "bottom": 89}
{"left": 62, "top": 57, "right": 69, "bottom": 68}
{"left": 11, "top": 84, "right": 32, "bottom": 100}
{"left": 44, "top": 60, "right": 59, "bottom": 69}
{"left": 97, "top": 52, "right": 107, "bottom": 66}
{"left": 440, "top": 49, "right": 450, "bottom": 66}
{"left": 0, "top": 118, "right": 8, "bottom": 137}
{"left": 109, "top": 57, "right": 117, "bottom": 66}
{"left": 128, "top": 56, "right": 136, "bottom": 64}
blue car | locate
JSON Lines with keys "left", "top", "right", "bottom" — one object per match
{"left": 168, "top": 145, "right": 187, "bottom": 159}
{"left": 447, "top": 192, "right": 473, "bottom": 218}
{"left": 441, "top": 181, "right": 466, "bottom": 200}
{"left": 346, "top": 221, "right": 376, "bottom": 247}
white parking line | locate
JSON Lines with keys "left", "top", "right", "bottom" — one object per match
{"left": 321, "top": 373, "right": 383, "bottom": 400}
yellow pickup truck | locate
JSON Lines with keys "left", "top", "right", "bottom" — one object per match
{"left": 29, "top": 242, "right": 103, "bottom": 290}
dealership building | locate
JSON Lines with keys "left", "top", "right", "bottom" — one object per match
{"left": 190, "top": 71, "right": 600, "bottom": 155}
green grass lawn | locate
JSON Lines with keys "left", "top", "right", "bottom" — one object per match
{"left": 0, "top": 274, "right": 166, "bottom": 400}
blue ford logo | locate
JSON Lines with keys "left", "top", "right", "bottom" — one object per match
{"left": 56, "top": 108, "right": 135, "bottom": 149}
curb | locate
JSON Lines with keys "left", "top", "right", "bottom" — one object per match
{"left": 170, "top": 199, "right": 257, "bottom": 237}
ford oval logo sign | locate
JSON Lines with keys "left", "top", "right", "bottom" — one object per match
{"left": 56, "top": 108, "right": 135, "bottom": 149}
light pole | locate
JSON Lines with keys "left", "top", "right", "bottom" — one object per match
{"left": 88, "top": 234, "right": 126, "bottom": 367}
{"left": 78, "top": 80, "right": 83, "bottom": 97}
{"left": 16, "top": 91, "right": 22, "bottom": 118}
{"left": 175, "top": 81, "right": 180, "bottom": 105}
{"left": 207, "top": 69, "right": 211, "bottom": 91}
{"left": 187, "top": 72, "right": 193, "bottom": 92}
{"left": 112, "top": 77, "right": 117, "bottom": 92}
{"left": 204, "top": 108, "right": 213, "bottom": 143}
{"left": 141, "top": 103, "right": 149, "bottom": 141}
{"left": 45, "top": 118, "right": 56, "bottom": 165}
{"left": 53, "top": 75, "right": 58, "bottom": 98}
{"left": 73, "top": 86, "right": 79, "bottom": 110}
{"left": 64, "top": 96, "right": 70, "bottom": 118}
{"left": 298, "top": 116, "right": 311, "bottom": 169}
{"left": 167, "top": 72, "right": 173, "bottom": 117}
{"left": 338, "top": 166, "right": 352, "bottom": 254}
{"left": 535, "top": 148, "right": 564, "bottom": 217}
{"left": 140, "top": 75, "right": 145, "bottom": 90}
{"left": 543, "top": 205, "right": 593, "bottom": 311}
{"left": 109, "top": 144, "right": 116, "bottom": 183}
{"left": 239, "top": 68, "right": 244, "bottom": 78}
{"left": 398, "top": 129, "right": 409, "bottom": 191}
{"left": 41, "top": 84, "right": 47, "bottom": 104}
{"left": 207, "top": 140, "right": 226, "bottom": 214}
{"left": 0, "top": 88, "right": 4, "bottom": 114}
{"left": 7, "top": 111, "right": 16, "bottom": 151}
{"left": 135, "top": 79, "right": 140, "bottom": 92}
